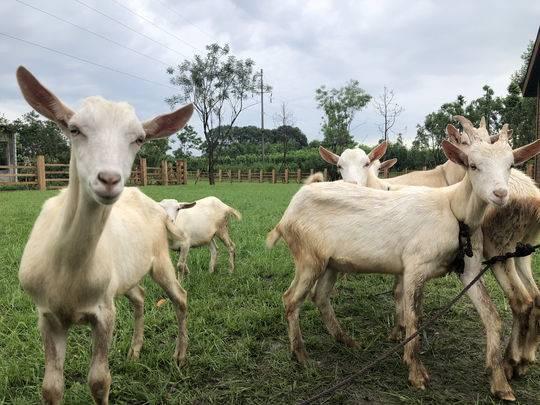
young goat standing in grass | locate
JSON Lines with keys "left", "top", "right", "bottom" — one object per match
{"left": 160, "top": 197, "right": 241, "bottom": 276}
{"left": 16, "top": 66, "right": 194, "bottom": 405}
{"left": 267, "top": 128, "right": 540, "bottom": 401}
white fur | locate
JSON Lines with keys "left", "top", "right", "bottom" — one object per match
{"left": 160, "top": 197, "right": 241, "bottom": 275}
{"left": 16, "top": 66, "right": 193, "bottom": 404}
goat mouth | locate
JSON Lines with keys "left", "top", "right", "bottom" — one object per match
{"left": 489, "top": 197, "right": 508, "bottom": 207}
{"left": 92, "top": 189, "right": 122, "bottom": 205}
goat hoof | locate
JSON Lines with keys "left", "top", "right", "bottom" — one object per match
{"left": 127, "top": 347, "right": 140, "bottom": 360}
{"left": 503, "top": 359, "right": 516, "bottom": 380}
{"left": 174, "top": 354, "right": 187, "bottom": 368}
{"left": 409, "top": 365, "right": 430, "bottom": 390}
{"left": 337, "top": 334, "right": 358, "bottom": 348}
{"left": 514, "top": 361, "right": 529, "bottom": 378}
{"left": 494, "top": 389, "right": 516, "bottom": 402}
{"left": 292, "top": 349, "right": 309, "bottom": 365}
{"left": 387, "top": 327, "right": 403, "bottom": 342}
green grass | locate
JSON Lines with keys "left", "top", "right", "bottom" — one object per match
{"left": 1, "top": 183, "right": 539, "bottom": 404}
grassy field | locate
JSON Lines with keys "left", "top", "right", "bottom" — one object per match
{"left": 1, "top": 183, "right": 539, "bottom": 404}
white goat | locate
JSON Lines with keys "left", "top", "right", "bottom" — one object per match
{"left": 267, "top": 128, "right": 540, "bottom": 401}
{"left": 16, "top": 66, "right": 194, "bottom": 405}
{"left": 366, "top": 117, "right": 540, "bottom": 379}
{"left": 160, "top": 197, "right": 241, "bottom": 276}
{"left": 318, "top": 143, "right": 390, "bottom": 189}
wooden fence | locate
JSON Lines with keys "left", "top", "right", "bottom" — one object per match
{"left": 0, "top": 156, "right": 188, "bottom": 191}
{"left": 0, "top": 156, "right": 535, "bottom": 190}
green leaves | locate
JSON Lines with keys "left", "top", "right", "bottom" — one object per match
{"left": 315, "top": 80, "right": 371, "bottom": 153}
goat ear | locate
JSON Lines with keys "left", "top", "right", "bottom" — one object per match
{"left": 442, "top": 140, "right": 468, "bottom": 167}
{"left": 179, "top": 202, "right": 196, "bottom": 210}
{"left": 143, "top": 103, "right": 194, "bottom": 140}
{"left": 490, "top": 129, "right": 513, "bottom": 144}
{"left": 379, "top": 158, "right": 397, "bottom": 171}
{"left": 368, "top": 141, "right": 388, "bottom": 164}
{"left": 479, "top": 116, "right": 486, "bottom": 128}
{"left": 16, "top": 66, "right": 74, "bottom": 128}
{"left": 446, "top": 124, "right": 461, "bottom": 144}
{"left": 319, "top": 145, "right": 340, "bottom": 165}
{"left": 513, "top": 139, "right": 540, "bottom": 165}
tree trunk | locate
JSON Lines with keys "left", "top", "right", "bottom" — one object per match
{"left": 207, "top": 146, "right": 215, "bottom": 185}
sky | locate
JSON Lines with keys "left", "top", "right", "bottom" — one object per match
{"left": 1, "top": 0, "right": 539, "bottom": 148}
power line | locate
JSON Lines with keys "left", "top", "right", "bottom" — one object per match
{"left": 110, "top": 0, "right": 200, "bottom": 52}
{"left": 14, "top": 0, "right": 171, "bottom": 67}
{"left": 72, "top": 0, "right": 190, "bottom": 59}
{"left": 0, "top": 31, "right": 177, "bottom": 90}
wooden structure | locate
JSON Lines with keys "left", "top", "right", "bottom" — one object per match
{"left": 521, "top": 27, "right": 540, "bottom": 180}
{"left": 0, "top": 131, "right": 17, "bottom": 182}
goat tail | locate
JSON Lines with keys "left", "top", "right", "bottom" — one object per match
{"left": 165, "top": 218, "right": 188, "bottom": 243}
{"left": 227, "top": 206, "right": 242, "bottom": 221}
{"left": 303, "top": 172, "right": 324, "bottom": 185}
{"left": 266, "top": 225, "right": 282, "bottom": 249}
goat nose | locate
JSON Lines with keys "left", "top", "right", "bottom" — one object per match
{"left": 493, "top": 188, "right": 508, "bottom": 199}
{"left": 97, "top": 171, "right": 121, "bottom": 187}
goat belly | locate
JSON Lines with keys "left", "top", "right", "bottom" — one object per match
{"left": 328, "top": 256, "right": 403, "bottom": 275}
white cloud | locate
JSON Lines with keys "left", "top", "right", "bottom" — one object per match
{"left": 1, "top": 0, "right": 538, "bottom": 146}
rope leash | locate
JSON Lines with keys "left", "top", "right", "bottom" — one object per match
{"left": 298, "top": 242, "right": 540, "bottom": 405}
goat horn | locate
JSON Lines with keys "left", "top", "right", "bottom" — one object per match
{"left": 454, "top": 115, "right": 479, "bottom": 142}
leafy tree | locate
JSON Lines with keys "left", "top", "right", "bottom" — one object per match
{"left": 315, "top": 80, "right": 371, "bottom": 152}
{"left": 137, "top": 138, "right": 170, "bottom": 167}
{"left": 166, "top": 43, "right": 270, "bottom": 184}
{"left": 12, "top": 111, "right": 70, "bottom": 163}
{"left": 172, "top": 125, "right": 202, "bottom": 158}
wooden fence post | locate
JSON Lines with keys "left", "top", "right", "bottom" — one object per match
{"left": 297, "top": 169, "right": 301, "bottom": 183}
{"left": 237, "top": 169, "right": 241, "bottom": 182}
{"left": 218, "top": 169, "right": 222, "bottom": 182}
{"left": 161, "top": 161, "right": 168, "bottom": 185}
{"left": 527, "top": 162, "right": 534, "bottom": 178}
{"left": 259, "top": 169, "right": 263, "bottom": 182}
{"left": 248, "top": 169, "right": 252, "bottom": 182}
{"left": 36, "top": 155, "right": 46, "bottom": 191}
{"left": 423, "top": 166, "right": 427, "bottom": 171}
{"left": 310, "top": 169, "right": 314, "bottom": 176}
{"left": 228, "top": 170, "right": 232, "bottom": 183}
{"left": 323, "top": 168, "right": 328, "bottom": 181}
{"left": 176, "top": 160, "right": 184, "bottom": 184}
{"left": 140, "top": 158, "right": 148, "bottom": 186}
{"left": 272, "top": 169, "right": 276, "bottom": 184}
{"left": 196, "top": 169, "right": 200, "bottom": 181}
{"left": 284, "top": 168, "right": 289, "bottom": 183}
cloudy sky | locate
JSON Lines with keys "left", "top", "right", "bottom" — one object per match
{"left": 1, "top": 0, "right": 539, "bottom": 147}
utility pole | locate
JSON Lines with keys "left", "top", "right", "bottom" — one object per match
{"left": 256, "top": 68, "right": 271, "bottom": 163}
{"left": 260, "top": 68, "right": 264, "bottom": 161}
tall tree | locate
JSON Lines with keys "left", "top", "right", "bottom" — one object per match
{"left": 172, "top": 125, "right": 202, "bottom": 159}
{"left": 373, "top": 86, "right": 403, "bottom": 141}
{"left": 166, "top": 43, "right": 270, "bottom": 184}
{"left": 273, "top": 102, "right": 295, "bottom": 168}
{"left": 315, "top": 80, "right": 371, "bottom": 152}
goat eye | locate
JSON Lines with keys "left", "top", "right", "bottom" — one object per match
{"left": 470, "top": 164, "right": 477, "bottom": 171}
{"left": 337, "top": 165, "right": 342, "bottom": 170}
{"left": 364, "top": 162, "right": 370, "bottom": 168}
{"left": 69, "top": 127, "right": 80, "bottom": 136}
{"left": 135, "top": 136, "right": 145, "bottom": 145}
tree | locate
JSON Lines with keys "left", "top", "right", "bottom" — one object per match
{"left": 12, "top": 111, "right": 70, "bottom": 163}
{"left": 172, "top": 125, "right": 202, "bottom": 158}
{"left": 137, "top": 138, "right": 170, "bottom": 167}
{"left": 273, "top": 102, "right": 295, "bottom": 168}
{"left": 315, "top": 80, "right": 371, "bottom": 152}
{"left": 373, "top": 86, "right": 403, "bottom": 141}
{"left": 166, "top": 43, "right": 270, "bottom": 184}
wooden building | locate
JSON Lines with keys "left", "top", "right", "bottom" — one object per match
{"left": 522, "top": 27, "right": 540, "bottom": 180}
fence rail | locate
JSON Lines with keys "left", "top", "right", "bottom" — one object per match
{"left": 0, "top": 156, "right": 188, "bottom": 191}
{"left": 0, "top": 156, "right": 535, "bottom": 190}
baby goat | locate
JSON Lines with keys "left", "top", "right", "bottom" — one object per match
{"left": 16, "top": 66, "right": 193, "bottom": 405}
{"left": 160, "top": 197, "right": 241, "bottom": 276}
